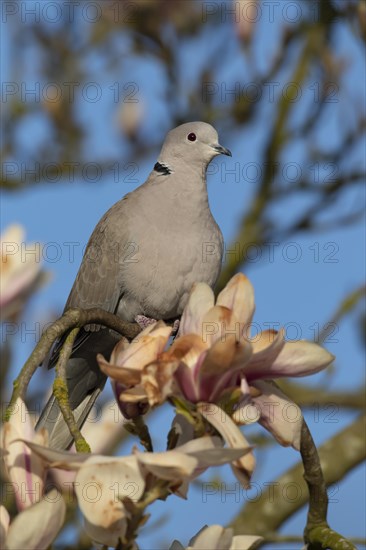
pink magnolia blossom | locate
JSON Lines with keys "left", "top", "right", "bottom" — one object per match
{"left": 170, "top": 524, "right": 263, "bottom": 550}
{"left": 22, "top": 436, "right": 252, "bottom": 547}
{"left": 234, "top": 0, "right": 259, "bottom": 45}
{"left": 164, "top": 274, "right": 334, "bottom": 449}
{"left": 0, "top": 492, "right": 65, "bottom": 550}
{"left": 98, "top": 273, "right": 334, "bottom": 450}
{"left": 171, "top": 274, "right": 333, "bottom": 404}
{"left": 2, "top": 398, "right": 48, "bottom": 510}
{"left": 97, "top": 321, "right": 173, "bottom": 416}
{"left": 0, "top": 224, "right": 42, "bottom": 317}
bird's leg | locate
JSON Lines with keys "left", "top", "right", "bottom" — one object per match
{"left": 134, "top": 315, "right": 180, "bottom": 334}
{"left": 135, "top": 315, "right": 158, "bottom": 329}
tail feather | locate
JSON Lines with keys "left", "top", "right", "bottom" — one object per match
{"left": 35, "top": 328, "right": 119, "bottom": 450}
{"left": 35, "top": 388, "right": 102, "bottom": 451}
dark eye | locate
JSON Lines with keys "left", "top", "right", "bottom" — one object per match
{"left": 187, "top": 132, "right": 196, "bottom": 142}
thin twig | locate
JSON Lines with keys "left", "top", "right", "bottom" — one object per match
{"left": 52, "top": 327, "right": 90, "bottom": 452}
{"left": 230, "top": 414, "right": 365, "bottom": 543}
{"left": 124, "top": 415, "right": 153, "bottom": 452}
{"left": 300, "top": 419, "right": 357, "bottom": 550}
{"left": 278, "top": 380, "right": 366, "bottom": 409}
{"left": 300, "top": 420, "right": 328, "bottom": 531}
{"left": 4, "top": 308, "right": 140, "bottom": 421}
{"left": 262, "top": 534, "right": 366, "bottom": 546}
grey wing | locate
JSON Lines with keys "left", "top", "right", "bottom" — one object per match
{"left": 47, "top": 199, "right": 129, "bottom": 366}
{"left": 37, "top": 200, "right": 130, "bottom": 449}
{"left": 65, "top": 199, "right": 128, "bottom": 325}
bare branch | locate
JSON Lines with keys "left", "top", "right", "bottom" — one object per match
{"left": 53, "top": 327, "right": 90, "bottom": 453}
{"left": 230, "top": 414, "right": 366, "bottom": 541}
{"left": 299, "top": 420, "right": 357, "bottom": 549}
{"left": 278, "top": 381, "right": 366, "bottom": 409}
{"left": 4, "top": 308, "right": 140, "bottom": 421}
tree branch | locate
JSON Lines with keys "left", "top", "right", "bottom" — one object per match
{"left": 277, "top": 381, "right": 366, "bottom": 410}
{"left": 230, "top": 414, "right": 366, "bottom": 541}
{"left": 4, "top": 308, "right": 140, "bottom": 421}
{"left": 52, "top": 327, "right": 91, "bottom": 453}
{"left": 300, "top": 420, "right": 356, "bottom": 549}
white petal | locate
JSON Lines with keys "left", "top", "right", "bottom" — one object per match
{"left": 75, "top": 456, "right": 144, "bottom": 547}
{"left": 83, "top": 518, "right": 126, "bottom": 548}
{"left": 3, "top": 400, "right": 45, "bottom": 509}
{"left": 176, "top": 435, "right": 223, "bottom": 454}
{"left": 230, "top": 534, "right": 264, "bottom": 549}
{"left": 0, "top": 505, "right": 9, "bottom": 547}
{"left": 201, "top": 305, "right": 234, "bottom": 346}
{"left": 81, "top": 400, "right": 126, "bottom": 454}
{"left": 190, "top": 524, "right": 231, "bottom": 549}
{"left": 252, "top": 380, "right": 303, "bottom": 450}
{"left": 18, "top": 440, "right": 91, "bottom": 470}
{"left": 135, "top": 450, "right": 198, "bottom": 480}
{"left": 0, "top": 225, "right": 42, "bottom": 308}
{"left": 5, "top": 398, "right": 34, "bottom": 439}
{"left": 110, "top": 321, "right": 171, "bottom": 370}
{"left": 198, "top": 403, "right": 255, "bottom": 489}
{"left": 179, "top": 283, "right": 215, "bottom": 336}
{"left": 248, "top": 329, "right": 285, "bottom": 368}
{"left": 169, "top": 540, "right": 186, "bottom": 550}
{"left": 217, "top": 273, "right": 255, "bottom": 327}
{"left": 5, "top": 489, "right": 65, "bottom": 550}
{"left": 178, "top": 436, "right": 251, "bottom": 468}
{"left": 233, "top": 403, "right": 261, "bottom": 426}
{"left": 247, "top": 340, "right": 334, "bottom": 380}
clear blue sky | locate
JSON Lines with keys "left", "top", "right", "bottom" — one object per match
{"left": 1, "top": 2, "right": 365, "bottom": 548}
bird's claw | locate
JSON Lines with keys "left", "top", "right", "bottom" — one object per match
{"left": 135, "top": 315, "right": 158, "bottom": 329}
{"left": 134, "top": 315, "right": 180, "bottom": 334}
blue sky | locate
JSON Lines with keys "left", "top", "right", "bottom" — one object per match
{"left": 1, "top": 2, "right": 365, "bottom": 549}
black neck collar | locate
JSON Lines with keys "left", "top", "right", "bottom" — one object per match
{"left": 154, "top": 161, "right": 172, "bottom": 175}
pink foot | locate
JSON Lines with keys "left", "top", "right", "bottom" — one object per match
{"left": 135, "top": 315, "right": 158, "bottom": 329}
{"left": 134, "top": 315, "right": 180, "bottom": 334}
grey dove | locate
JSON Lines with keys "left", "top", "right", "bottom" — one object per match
{"left": 36, "top": 121, "right": 231, "bottom": 449}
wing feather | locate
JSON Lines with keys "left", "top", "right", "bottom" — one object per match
{"left": 48, "top": 197, "right": 129, "bottom": 366}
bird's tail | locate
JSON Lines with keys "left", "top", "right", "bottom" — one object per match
{"left": 35, "top": 328, "right": 118, "bottom": 450}
{"left": 35, "top": 387, "right": 102, "bottom": 451}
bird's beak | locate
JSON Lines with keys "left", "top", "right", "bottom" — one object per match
{"left": 211, "top": 143, "right": 232, "bottom": 157}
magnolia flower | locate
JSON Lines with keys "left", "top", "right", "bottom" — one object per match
{"left": 231, "top": 323, "right": 334, "bottom": 450}
{"left": 51, "top": 400, "right": 127, "bottom": 491}
{"left": 99, "top": 276, "right": 254, "bottom": 409}
{"left": 23, "top": 436, "right": 251, "bottom": 548}
{"left": 161, "top": 274, "right": 255, "bottom": 404}
{"left": 97, "top": 321, "right": 174, "bottom": 415}
{"left": 81, "top": 399, "right": 127, "bottom": 453}
{"left": 170, "top": 274, "right": 334, "bottom": 449}
{"left": 0, "top": 492, "right": 65, "bottom": 550}
{"left": 234, "top": 0, "right": 259, "bottom": 44}
{"left": 233, "top": 378, "right": 303, "bottom": 450}
{"left": 2, "top": 398, "right": 48, "bottom": 510}
{"left": 118, "top": 99, "right": 144, "bottom": 141}
{"left": 170, "top": 524, "right": 263, "bottom": 550}
{"left": 198, "top": 403, "right": 255, "bottom": 488}
{"left": 98, "top": 273, "right": 334, "bottom": 450}
{"left": 0, "top": 224, "right": 43, "bottom": 319}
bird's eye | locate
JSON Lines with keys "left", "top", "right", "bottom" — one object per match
{"left": 187, "top": 132, "right": 196, "bottom": 142}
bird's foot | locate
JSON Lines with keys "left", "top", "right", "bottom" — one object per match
{"left": 135, "top": 315, "right": 158, "bottom": 330}
{"left": 134, "top": 315, "right": 180, "bottom": 334}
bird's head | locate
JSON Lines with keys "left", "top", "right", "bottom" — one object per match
{"left": 158, "top": 121, "right": 231, "bottom": 171}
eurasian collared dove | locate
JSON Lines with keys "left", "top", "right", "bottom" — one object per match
{"left": 36, "top": 121, "right": 231, "bottom": 449}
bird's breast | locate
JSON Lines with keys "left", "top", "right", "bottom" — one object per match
{"left": 118, "top": 210, "right": 223, "bottom": 320}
